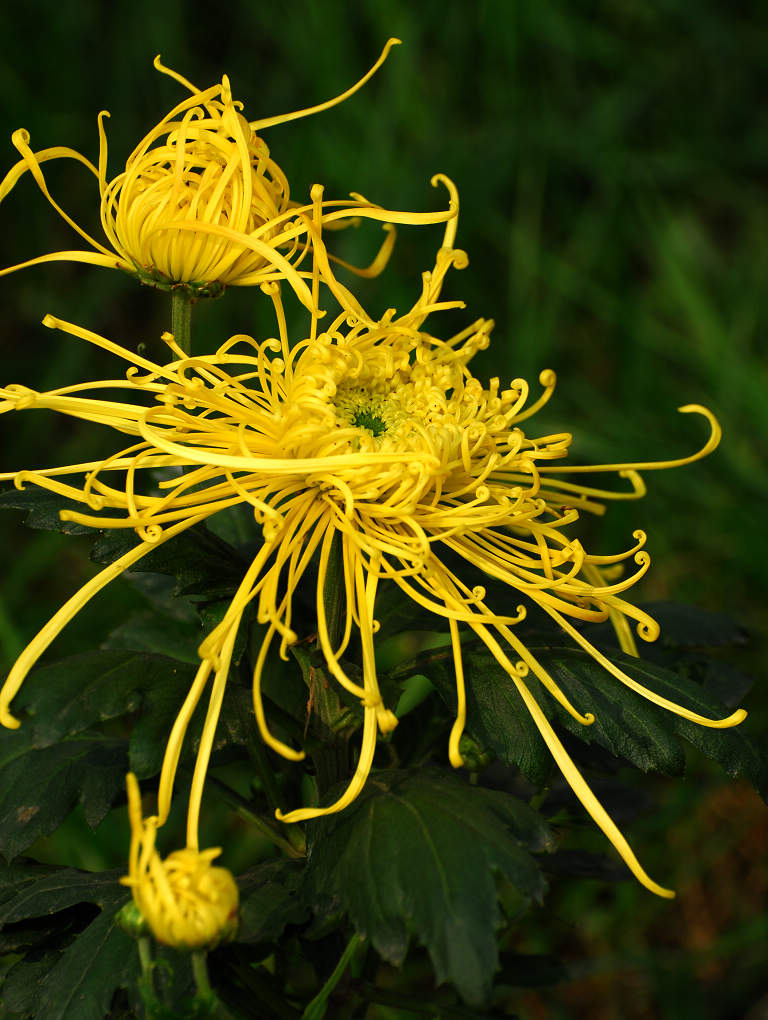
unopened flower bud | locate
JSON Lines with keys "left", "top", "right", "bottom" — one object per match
{"left": 121, "top": 773, "right": 239, "bottom": 951}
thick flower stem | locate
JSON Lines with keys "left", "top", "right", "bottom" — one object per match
{"left": 191, "top": 950, "right": 213, "bottom": 999}
{"left": 137, "top": 936, "right": 153, "bottom": 981}
{"left": 205, "top": 773, "right": 305, "bottom": 858}
{"left": 292, "top": 644, "right": 353, "bottom": 799}
{"left": 291, "top": 532, "right": 357, "bottom": 799}
{"left": 171, "top": 290, "right": 192, "bottom": 356}
{"left": 301, "top": 933, "right": 364, "bottom": 1020}
{"left": 323, "top": 532, "right": 345, "bottom": 651}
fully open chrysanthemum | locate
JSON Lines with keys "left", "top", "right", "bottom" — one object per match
{"left": 0, "top": 39, "right": 454, "bottom": 304}
{"left": 0, "top": 199, "right": 744, "bottom": 898}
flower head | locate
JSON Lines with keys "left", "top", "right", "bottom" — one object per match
{"left": 0, "top": 40, "right": 455, "bottom": 303}
{"left": 0, "top": 209, "right": 743, "bottom": 898}
{"left": 120, "top": 773, "right": 238, "bottom": 950}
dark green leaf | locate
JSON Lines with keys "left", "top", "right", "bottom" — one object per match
{"left": 198, "top": 598, "right": 254, "bottom": 669}
{"left": 0, "top": 865, "right": 124, "bottom": 922}
{"left": 15, "top": 651, "right": 194, "bottom": 744}
{"left": 0, "top": 859, "right": 59, "bottom": 905}
{"left": 305, "top": 768, "right": 552, "bottom": 1006}
{"left": 236, "top": 858, "right": 308, "bottom": 943}
{"left": 12, "top": 650, "right": 198, "bottom": 780}
{"left": 90, "top": 523, "right": 247, "bottom": 598}
{"left": 532, "top": 645, "right": 686, "bottom": 775}
{"left": 0, "top": 651, "right": 209, "bottom": 858}
{"left": 374, "top": 583, "right": 443, "bottom": 640}
{"left": 102, "top": 609, "right": 203, "bottom": 665}
{"left": 0, "top": 864, "right": 137, "bottom": 1020}
{"left": 677, "top": 657, "right": 754, "bottom": 708}
{"left": 0, "top": 486, "right": 94, "bottom": 535}
{"left": 641, "top": 602, "right": 748, "bottom": 649}
{"left": 544, "top": 645, "right": 768, "bottom": 797}
{"left": 0, "top": 907, "right": 88, "bottom": 955}
{"left": 0, "top": 734, "right": 127, "bottom": 859}
{"left": 406, "top": 638, "right": 768, "bottom": 798}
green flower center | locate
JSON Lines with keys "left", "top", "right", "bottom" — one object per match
{"left": 351, "top": 408, "right": 387, "bottom": 437}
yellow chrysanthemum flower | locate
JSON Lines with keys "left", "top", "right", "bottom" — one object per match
{"left": 121, "top": 773, "right": 238, "bottom": 950}
{"left": 0, "top": 198, "right": 744, "bottom": 898}
{"left": 0, "top": 39, "right": 454, "bottom": 304}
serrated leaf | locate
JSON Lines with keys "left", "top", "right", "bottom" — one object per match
{"left": 0, "top": 859, "right": 59, "bottom": 907}
{"left": 0, "top": 865, "right": 137, "bottom": 1020}
{"left": 14, "top": 651, "right": 196, "bottom": 744}
{"left": 11, "top": 650, "right": 198, "bottom": 781}
{"left": 91, "top": 522, "right": 247, "bottom": 598}
{"left": 534, "top": 645, "right": 686, "bottom": 775}
{"left": 305, "top": 768, "right": 552, "bottom": 1006}
{"left": 236, "top": 858, "right": 308, "bottom": 943}
{"left": 0, "top": 734, "right": 127, "bottom": 859}
{"left": 405, "top": 638, "right": 768, "bottom": 798}
{"left": 0, "top": 486, "right": 94, "bottom": 535}
{"left": 0, "top": 865, "right": 124, "bottom": 922}
{"left": 0, "top": 651, "right": 207, "bottom": 858}
{"left": 546, "top": 645, "right": 768, "bottom": 797}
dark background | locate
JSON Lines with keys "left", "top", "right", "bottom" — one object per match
{"left": 0, "top": 3, "right": 766, "bottom": 1017}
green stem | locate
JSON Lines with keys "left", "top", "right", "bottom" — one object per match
{"left": 136, "top": 936, "right": 163, "bottom": 1018}
{"left": 529, "top": 784, "right": 551, "bottom": 812}
{"left": 137, "top": 936, "right": 153, "bottom": 978}
{"left": 204, "top": 774, "right": 305, "bottom": 858}
{"left": 191, "top": 950, "right": 213, "bottom": 999}
{"left": 171, "top": 290, "right": 192, "bottom": 356}
{"left": 323, "top": 532, "right": 345, "bottom": 651}
{"left": 301, "top": 933, "right": 363, "bottom": 1020}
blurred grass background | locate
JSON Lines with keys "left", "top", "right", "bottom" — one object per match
{"left": 0, "top": 1, "right": 766, "bottom": 1017}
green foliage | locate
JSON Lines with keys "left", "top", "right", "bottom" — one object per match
{"left": 12, "top": 650, "right": 198, "bottom": 782}
{"left": 237, "top": 858, "right": 308, "bottom": 943}
{"left": 91, "top": 524, "right": 248, "bottom": 600}
{"left": 0, "top": 864, "right": 137, "bottom": 1020}
{"left": 305, "top": 769, "right": 553, "bottom": 1006}
{"left": 0, "top": 477, "right": 766, "bottom": 1016}
{"left": 0, "top": 733, "right": 126, "bottom": 859}
{"left": 1, "top": 3, "right": 766, "bottom": 1016}
{"left": 0, "top": 488, "right": 95, "bottom": 537}
{"left": 406, "top": 637, "right": 767, "bottom": 798}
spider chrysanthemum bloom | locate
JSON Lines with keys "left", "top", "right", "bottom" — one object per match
{"left": 0, "top": 40, "right": 453, "bottom": 303}
{"left": 0, "top": 213, "right": 744, "bottom": 898}
{"left": 120, "top": 773, "right": 238, "bottom": 950}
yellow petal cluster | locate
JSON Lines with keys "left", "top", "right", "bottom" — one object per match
{"left": 0, "top": 202, "right": 741, "bottom": 899}
{"left": 120, "top": 774, "right": 238, "bottom": 950}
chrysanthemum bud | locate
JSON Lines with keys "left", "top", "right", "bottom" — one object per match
{"left": 99, "top": 62, "right": 293, "bottom": 296}
{"left": 121, "top": 774, "right": 239, "bottom": 951}
{"left": 0, "top": 40, "right": 443, "bottom": 307}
